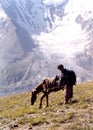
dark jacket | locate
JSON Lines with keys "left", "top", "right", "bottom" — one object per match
{"left": 60, "top": 69, "right": 76, "bottom": 87}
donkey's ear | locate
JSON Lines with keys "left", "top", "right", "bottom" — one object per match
{"left": 43, "top": 79, "right": 46, "bottom": 84}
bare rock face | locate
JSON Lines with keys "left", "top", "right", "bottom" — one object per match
{"left": 0, "top": 0, "right": 93, "bottom": 96}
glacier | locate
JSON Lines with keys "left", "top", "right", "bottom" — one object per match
{"left": 0, "top": 0, "right": 93, "bottom": 96}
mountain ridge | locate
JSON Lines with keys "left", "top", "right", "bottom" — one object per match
{"left": 0, "top": 0, "right": 93, "bottom": 96}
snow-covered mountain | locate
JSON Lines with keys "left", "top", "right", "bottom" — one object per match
{"left": 0, "top": 0, "right": 93, "bottom": 96}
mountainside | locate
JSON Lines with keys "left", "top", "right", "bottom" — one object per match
{"left": 0, "top": 81, "right": 93, "bottom": 130}
{"left": 0, "top": 0, "right": 93, "bottom": 96}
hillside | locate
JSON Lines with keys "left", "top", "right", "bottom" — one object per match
{"left": 0, "top": 81, "right": 93, "bottom": 130}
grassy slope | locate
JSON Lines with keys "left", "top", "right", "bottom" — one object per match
{"left": 0, "top": 81, "right": 93, "bottom": 130}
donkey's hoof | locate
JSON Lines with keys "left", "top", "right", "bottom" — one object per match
{"left": 45, "top": 105, "right": 49, "bottom": 108}
{"left": 39, "top": 106, "right": 42, "bottom": 109}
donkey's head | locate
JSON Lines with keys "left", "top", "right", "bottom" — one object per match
{"left": 30, "top": 90, "right": 37, "bottom": 105}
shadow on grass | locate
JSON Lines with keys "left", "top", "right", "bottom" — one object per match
{"left": 59, "top": 100, "right": 79, "bottom": 105}
{"left": 71, "top": 100, "right": 79, "bottom": 104}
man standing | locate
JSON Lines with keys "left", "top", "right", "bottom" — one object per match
{"left": 57, "top": 64, "right": 76, "bottom": 104}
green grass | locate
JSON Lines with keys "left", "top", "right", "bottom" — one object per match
{"left": 0, "top": 81, "right": 93, "bottom": 129}
{"left": 18, "top": 116, "right": 46, "bottom": 126}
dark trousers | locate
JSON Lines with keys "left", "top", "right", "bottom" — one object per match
{"left": 64, "top": 85, "right": 73, "bottom": 103}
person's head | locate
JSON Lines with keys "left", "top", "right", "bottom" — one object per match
{"left": 57, "top": 64, "right": 64, "bottom": 71}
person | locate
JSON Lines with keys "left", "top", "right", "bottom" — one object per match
{"left": 57, "top": 64, "right": 76, "bottom": 104}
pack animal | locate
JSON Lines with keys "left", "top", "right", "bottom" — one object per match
{"left": 30, "top": 76, "right": 63, "bottom": 108}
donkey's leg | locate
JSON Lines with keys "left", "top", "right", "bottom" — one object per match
{"left": 46, "top": 94, "right": 49, "bottom": 107}
{"left": 39, "top": 93, "right": 46, "bottom": 108}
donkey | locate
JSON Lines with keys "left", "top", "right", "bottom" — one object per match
{"left": 30, "top": 76, "right": 64, "bottom": 108}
